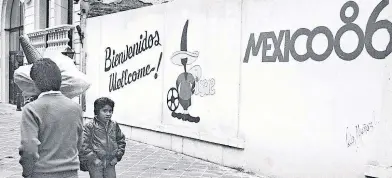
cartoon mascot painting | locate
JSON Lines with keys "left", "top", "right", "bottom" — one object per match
{"left": 167, "top": 20, "right": 202, "bottom": 123}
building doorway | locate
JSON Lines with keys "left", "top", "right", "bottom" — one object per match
{"left": 5, "top": 0, "right": 24, "bottom": 105}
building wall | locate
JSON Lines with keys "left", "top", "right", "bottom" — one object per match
{"left": 73, "top": 0, "right": 392, "bottom": 177}
{"left": 0, "top": 0, "right": 81, "bottom": 103}
{"left": 24, "top": 0, "right": 72, "bottom": 32}
{"left": 0, "top": 0, "right": 8, "bottom": 103}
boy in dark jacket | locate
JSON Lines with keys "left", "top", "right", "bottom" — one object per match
{"left": 80, "top": 97, "right": 126, "bottom": 178}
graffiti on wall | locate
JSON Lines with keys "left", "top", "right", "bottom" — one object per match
{"left": 194, "top": 78, "right": 215, "bottom": 97}
{"left": 105, "top": 30, "right": 163, "bottom": 92}
{"left": 243, "top": 0, "right": 392, "bottom": 63}
{"left": 346, "top": 122, "right": 376, "bottom": 148}
{"left": 346, "top": 113, "right": 380, "bottom": 148}
{"left": 166, "top": 20, "right": 216, "bottom": 123}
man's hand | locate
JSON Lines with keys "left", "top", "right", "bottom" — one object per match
{"left": 19, "top": 149, "right": 39, "bottom": 178}
{"left": 110, "top": 157, "right": 118, "bottom": 166}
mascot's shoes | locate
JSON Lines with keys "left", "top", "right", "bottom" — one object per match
{"left": 191, "top": 116, "right": 200, "bottom": 123}
{"left": 171, "top": 112, "right": 200, "bottom": 123}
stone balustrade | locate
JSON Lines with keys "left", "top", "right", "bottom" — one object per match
{"left": 26, "top": 24, "right": 74, "bottom": 54}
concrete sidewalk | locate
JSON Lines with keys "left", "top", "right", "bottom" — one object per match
{"left": 0, "top": 103, "right": 261, "bottom": 178}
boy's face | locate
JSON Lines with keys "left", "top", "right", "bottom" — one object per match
{"left": 97, "top": 105, "right": 113, "bottom": 122}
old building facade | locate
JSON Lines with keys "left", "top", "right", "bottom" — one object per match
{"left": 0, "top": 0, "right": 82, "bottom": 104}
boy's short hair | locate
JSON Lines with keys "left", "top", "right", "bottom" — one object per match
{"left": 94, "top": 97, "right": 115, "bottom": 115}
{"left": 30, "top": 58, "right": 61, "bottom": 92}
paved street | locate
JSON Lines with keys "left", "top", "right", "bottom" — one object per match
{"left": 0, "top": 103, "right": 261, "bottom": 178}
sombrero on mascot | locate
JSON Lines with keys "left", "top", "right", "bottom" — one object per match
{"left": 14, "top": 35, "right": 91, "bottom": 100}
{"left": 170, "top": 20, "right": 199, "bottom": 67}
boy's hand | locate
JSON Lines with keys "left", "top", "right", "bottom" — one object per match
{"left": 110, "top": 157, "right": 118, "bottom": 166}
{"left": 96, "top": 149, "right": 106, "bottom": 157}
{"left": 93, "top": 159, "right": 102, "bottom": 166}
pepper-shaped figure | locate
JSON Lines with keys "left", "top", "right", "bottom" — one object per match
{"left": 167, "top": 20, "right": 202, "bottom": 123}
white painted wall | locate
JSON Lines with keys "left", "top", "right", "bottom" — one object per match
{"left": 85, "top": 0, "right": 244, "bottom": 147}
{"left": 240, "top": 0, "right": 392, "bottom": 177}
{"left": 84, "top": 0, "right": 392, "bottom": 177}
{"left": 161, "top": 0, "right": 242, "bottom": 147}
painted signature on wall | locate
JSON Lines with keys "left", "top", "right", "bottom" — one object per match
{"left": 346, "top": 117, "right": 380, "bottom": 148}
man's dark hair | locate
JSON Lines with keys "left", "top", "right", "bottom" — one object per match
{"left": 94, "top": 97, "right": 115, "bottom": 115}
{"left": 30, "top": 58, "right": 62, "bottom": 92}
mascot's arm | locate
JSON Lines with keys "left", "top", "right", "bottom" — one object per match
{"left": 191, "top": 80, "right": 196, "bottom": 94}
